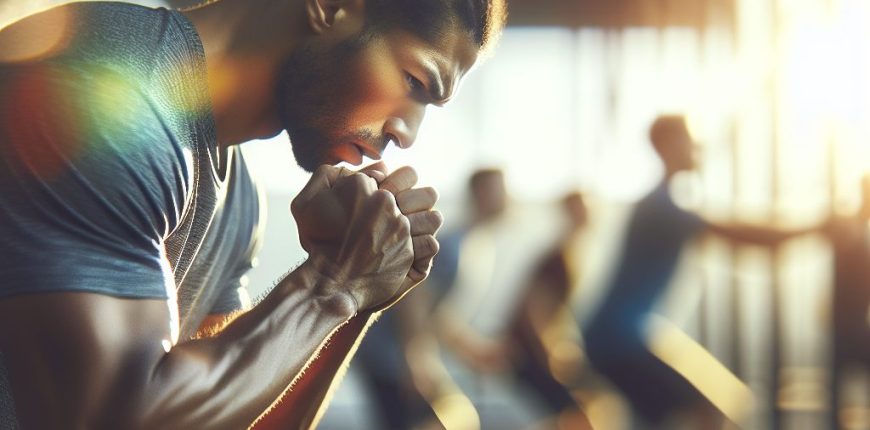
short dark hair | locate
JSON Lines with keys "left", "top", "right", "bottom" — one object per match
{"left": 364, "top": 0, "right": 507, "bottom": 55}
{"left": 649, "top": 114, "right": 689, "bottom": 155}
{"left": 468, "top": 168, "right": 503, "bottom": 195}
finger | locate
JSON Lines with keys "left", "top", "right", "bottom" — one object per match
{"left": 379, "top": 166, "right": 418, "bottom": 194}
{"left": 407, "top": 234, "right": 438, "bottom": 283}
{"left": 407, "top": 210, "right": 443, "bottom": 236}
{"left": 291, "top": 164, "right": 342, "bottom": 214}
{"left": 333, "top": 172, "right": 379, "bottom": 205}
{"left": 396, "top": 187, "right": 439, "bottom": 214}
{"left": 367, "top": 189, "right": 403, "bottom": 218}
{"left": 358, "top": 161, "right": 389, "bottom": 184}
{"left": 337, "top": 166, "right": 356, "bottom": 178}
{"left": 407, "top": 256, "right": 434, "bottom": 284}
{"left": 411, "top": 234, "right": 439, "bottom": 263}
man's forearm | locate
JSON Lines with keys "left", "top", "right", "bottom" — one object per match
{"left": 251, "top": 311, "right": 378, "bottom": 430}
{"left": 708, "top": 221, "right": 815, "bottom": 246}
{"left": 132, "top": 261, "right": 357, "bottom": 430}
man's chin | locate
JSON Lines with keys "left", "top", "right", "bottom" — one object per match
{"left": 291, "top": 151, "right": 324, "bottom": 173}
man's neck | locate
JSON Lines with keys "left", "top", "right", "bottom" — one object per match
{"left": 181, "top": 0, "right": 304, "bottom": 148}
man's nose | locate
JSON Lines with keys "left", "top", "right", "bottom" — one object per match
{"left": 383, "top": 106, "right": 424, "bottom": 149}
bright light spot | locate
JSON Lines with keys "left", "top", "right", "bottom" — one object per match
{"left": 647, "top": 314, "right": 755, "bottom": 423}
{"left": 0, "top": 6, "right": 72, "bottom": 62}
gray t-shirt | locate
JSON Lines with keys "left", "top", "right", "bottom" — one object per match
{"left": 0, "top": 3, "right": 264, "bottom": 427}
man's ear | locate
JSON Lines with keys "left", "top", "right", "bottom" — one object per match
{"left": 305, "top": 0, "right": 364, "bottom": 34}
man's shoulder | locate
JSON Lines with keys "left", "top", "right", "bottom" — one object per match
{"left": 0, "top": 1, "right": 209, "bottom": 180}
{"left": 0, "top": 2, "right": 178, "bottom": 70}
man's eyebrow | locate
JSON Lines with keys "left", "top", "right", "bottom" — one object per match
{"left": 422, "top": 65, "right": 449, "bottom": 104}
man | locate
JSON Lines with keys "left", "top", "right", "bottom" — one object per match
{"left": 828, "top": 175, "right": 870, "bottom": 429}
{"left": 431, "top": 169, "right": 510, "bottom": 369}
{"left": 584, "top": 115, "right": 810, "bottom": 428}
{"left": 352, "top": 168, "right": 509, "bottom": 430}
{"left": 501, "top": 192, "right": 588, "bottom": 428}
{"left": 0, "top": 0, "right": 506, "bottom": 429}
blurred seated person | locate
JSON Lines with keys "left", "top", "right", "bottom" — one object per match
{"left": 351, "top": 168, "right": 509, "bottom": 430}
{"left": 498, "top": 191, "right": 592, "bottom": 429}
{"left": 429, "top": 168, "right": 522, "bottom": 369}
{"left": 584, "top": 115, "right": 814, "bottom": 428}
{"left": 432, "top": 173, "right": 593, "bottom": 428}
{"left": 427, "top": 169, "right": 509, "bottom": 303}
{"left": 827, "top": 174, "right": 870, "bottom": 429}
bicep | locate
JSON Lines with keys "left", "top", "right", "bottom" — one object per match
{"left": 0, "top": 293, "right": 172, "bottom": 429}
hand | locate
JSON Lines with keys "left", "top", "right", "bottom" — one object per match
{"left": 364, "top": 164, "right": 444, "bottom": 311}
{"left": 292, "top": 163, "right": 388, "bottom": 252}
{"left": 291, "top": 165, "right": 414, "bottom": 311}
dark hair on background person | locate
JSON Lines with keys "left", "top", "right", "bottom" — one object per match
{"left": 649, "top": 115, "right": 689, "bottom": 151}
{"left": 364, "top": 0, "right": 507, "bottom": 56}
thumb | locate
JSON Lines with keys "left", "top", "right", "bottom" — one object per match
{"left": 292, "top": 165, "right": 342, "bottom": 213}
{"left": 359, "top": 161, "right": 389, "bottom": 184}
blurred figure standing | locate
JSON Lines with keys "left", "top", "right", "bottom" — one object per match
{"left": 584, "top": 115, "right": 809, "bottom": 428}
{"left": 828, "top": 175, "right": 870, "bottom": 430}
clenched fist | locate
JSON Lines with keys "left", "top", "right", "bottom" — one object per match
{"left": 365, "top": 164, "right": 443, "bottom": 311}
{"left": 291, "top": 165, "right": 414, "bottom": 312}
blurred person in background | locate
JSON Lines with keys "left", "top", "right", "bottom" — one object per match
{"left": 430, "top": 169, "right": 513, "bottom": 370}
{"left": 827, "top": 174, "right": 870, "bottom": 429}
{"left": 584, "top": 115, "right": 813, "bottom": 429}
{"left": 428, "top": 169, "right": 509, "bottom": 305}
{"left": 0, "top": 0, "right": 506, "bottom": 429}
{"left": 350, "top": 168, "right": 513, "bottom": 430}
{"left": 353, "top": 251, "right": 445, "bottom": 429}
{"left": 427, "top": 172, "right": 595, "bottom": 428}
{"left": 495, "top": 191, "right": 592, "bottom": 429}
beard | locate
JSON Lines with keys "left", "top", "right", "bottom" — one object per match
{"left": 275, "top": 35, "right": 388, "bottom": 172}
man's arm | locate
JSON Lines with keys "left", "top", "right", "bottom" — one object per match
{"left": 251, "top": 165, "right": 443, "bottom": 430}
{"left": 250, "top": 311, "right": 377, "bottom": 429}
{"left": 0, "top": 167, "right": 418, "bottom": 429}
{"left": 0, "top": 262, "right": 354, "bottom": 430}
{"left": 704, "top": 220, "right": 818, "bottom": 247}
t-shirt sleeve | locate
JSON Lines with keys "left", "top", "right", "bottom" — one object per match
{"left": 0, "top": 62, "right": 189, "bottom": 300}
{"left": 675, "top": 204, "right": 706, "bottom": 237}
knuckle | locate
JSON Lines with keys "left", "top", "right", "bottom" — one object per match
{"left": 429, "top": 210, "right": 444, "bottom": 231}
{"left": 349, "top": 173, "right": 368, "bottom": 188}
{"left": 411, "top": 212, "right": 440, "bottom": 233}
{"left": 314, "top": 164, "right": 333, "bottom": 177}
{"left": 400, "top": 166, "right": 419, "bottom": 180}
{"left": 396, "top": 214, "right": 411, "bottom": 233}
{"left": 372, "top": 189, "right": 396, "bottom": 208}
{"left": 419, "top": 235, "right": 439, "bottom": 255}
{"left": 421, "top": 187, "right": 439, "bottom": 203}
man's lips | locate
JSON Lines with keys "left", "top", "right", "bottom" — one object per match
{"left": 353, "top": 142, "right": 383, "bottom": 161}
{"left": 333, "top": 142, "right": 382, "bottom": 166}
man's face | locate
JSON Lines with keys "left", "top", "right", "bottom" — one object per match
{"left": 860, "top": 176, "right": 870, "bottom": 218}
{"left": 275, "top": 23, "right": 479, "bottom": 172}
{"left": 473, "top": 174, "right": 507, "bottom": 221}
{"left": 661, "top": 131, "right": 696, "bottom": 172}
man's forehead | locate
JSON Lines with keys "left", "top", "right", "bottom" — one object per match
{"left": 431, "top": 23, "right": 480, "bottom": 74}
{"left": 393, "top": 26, "right": 479, "bottom": 102}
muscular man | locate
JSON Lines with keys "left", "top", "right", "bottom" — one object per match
{"left": 0, "top": 0, "right": 506, "bottom": 428}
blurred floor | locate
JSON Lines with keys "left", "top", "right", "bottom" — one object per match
{"left": 305, "top": 317, "right": 870, "bottom": 430}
